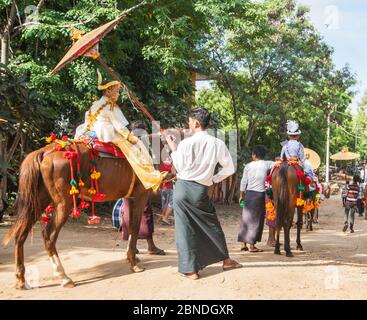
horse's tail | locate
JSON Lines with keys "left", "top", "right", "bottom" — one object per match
{"left": 276, "top": 163, "right": 291, "bottom": 229}
{"left": 3, "top": 149, "right": 45, "bottom": 246}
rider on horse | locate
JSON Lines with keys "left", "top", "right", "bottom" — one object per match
{"left": 75, "top": 71, "right": 167, "bottom": 192}
{"left": 280, "top": 120, "right": 314, "bottom": 178}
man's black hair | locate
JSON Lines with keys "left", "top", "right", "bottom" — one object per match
{"left": 252, "top": 145, "right": 267, "bottom": 160}
{"left": 188, "top": 107, "right": 211, "bottom": 129}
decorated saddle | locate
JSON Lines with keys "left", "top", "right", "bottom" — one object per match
{"left": 42, "top": 132, "right": 127, "bottom": 226}
{"left": 78, "top": 133, "right": 126, "bottom": 159}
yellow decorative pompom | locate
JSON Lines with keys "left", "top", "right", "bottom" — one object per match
{"left": 59, "top": 141, "right": 67, "bottom": 149}
{"left": 88, "top": 188, "right": 96, "bottom": 195}
{"left": 267, "top": 212, "right": 276, "bottom": 221}
{"left": 69, "top": 186, "right": 79, "bottom": 195}
{"left": 296, "top": 198, "right": 305, "bottom": 207}
{"left": 90, "top": 170, "right": 101, "bottom": 180}
{"left": 78, "top": 180, "right": 85, "bottom": 187}
{"left": 274, "top": 161, "right": 282, "bottom": 168}
{"left": 46, "top": 137, "right": 52, "bottom": 143}
{"left": 266, "top": 202, "right": 275, "bottom": 211}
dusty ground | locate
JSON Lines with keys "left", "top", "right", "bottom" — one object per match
{"left": 1, "top": 194, "right": 367, "bottom": 300}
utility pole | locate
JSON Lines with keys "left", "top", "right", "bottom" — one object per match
{"left": 325, "top": 110, "right": 331, "bottom": 185}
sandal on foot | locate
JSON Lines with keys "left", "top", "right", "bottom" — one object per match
{"left": 249, "top": 248, "right": 263, "bottom": 253}
{"left": 148, "top": 248, "right": 166, "bottom": 255}
{"left": 240, "top": 247, "right": 249, "bottom": 251}
{"left": 180, "top": 272, "right": 200, "bottom": 280}
{"left": 223, "top": 261, "right": 243, "bottom": 271}
{"left": 160, "top": 219, "right": 172, "bottom": 226}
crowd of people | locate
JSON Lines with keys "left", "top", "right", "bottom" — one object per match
{"left": 1, "top": 76, "right": 354, "bottom": 281}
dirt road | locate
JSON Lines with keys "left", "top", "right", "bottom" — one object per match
{"left": 1, "top": 195, "right": 367, "bottom": 300}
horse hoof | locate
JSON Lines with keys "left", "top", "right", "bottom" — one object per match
{"left": 126, "top": 257, "right": 141, "bottom": 263}
{"left": 15, "top": 281, "right": 31, "bottom": 290}
{"left": 286, "top": 252, "right": 294, "bottom": 257}
{"left": 296, "top": 246, "right": 304, "bottom": 251}
{"left": 130, "top": 265, "right": 145, "bottom": 273}
{"left": 61, "top": 277, "right": 75, "bottom": 288}
{"left": 274, "top": 250, "right": 281, "bottom": 255}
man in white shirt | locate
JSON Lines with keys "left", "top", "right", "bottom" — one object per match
{"left": 165, "top": 107, "right": 242, "bottom": 280}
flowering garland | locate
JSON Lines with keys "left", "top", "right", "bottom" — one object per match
{"left": 42, "top": 133, "right": 105, "bottom": 225}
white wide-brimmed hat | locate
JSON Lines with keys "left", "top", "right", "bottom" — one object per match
{"left": 286, "top": 120, "right": 301, "bottom": 136}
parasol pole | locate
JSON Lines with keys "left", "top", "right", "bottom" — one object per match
{"left": 96, "top": 56, "right": 162, "bottom": 133}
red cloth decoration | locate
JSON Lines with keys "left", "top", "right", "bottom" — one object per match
{"left": 93, "top": 193, "right": 106, "bottom": 202}
{"left": 42, "top": 216, "right": 51, "bottom": 224}
{"left": 92, "top": 141, "right": 126, "bottom": 159}
{"left": 50, "top": 133, "right": 57, "bottom": 141}
{"left": 45, "top": 204, "right": 55, "bottom": 214}
{"left": 63, "top": 151, "right": 78, "bottom": 159}
{"left": 70, "top": 209, "right": 82, "bottom": 218}
{"left": 296, "top": 170, "right": 304, "bottom": 179}
{"left": 266, "top": 175, "right": 272, "bottom": 182}
{"left": 79, "top": 201, "right": 90, "bottom": 209}
{"left": 88, "top": 215, "right": 101, "bottom": 225}
{"left": 304, "top": 177, "right": 312, "bottom": 185}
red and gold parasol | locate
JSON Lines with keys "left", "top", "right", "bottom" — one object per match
{"left": 48, "top": 2, "right": 161, "bottom": 131}
{"left": 48, "top": 15, "right": 126, "bottom": 76}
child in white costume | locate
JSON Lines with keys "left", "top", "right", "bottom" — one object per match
{"left": 280, "top": 120, "right": 314, "bottom": 178}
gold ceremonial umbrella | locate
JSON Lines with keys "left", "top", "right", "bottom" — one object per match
{"left": 304, "top": 148, "right": 321, "bottom": 170}
{"left": 330, "top": 147, "right": 360, "bottom": 161}
{"left": 47, "top": 2, "right": 161, "bottom": 130}
{"left": 48, "top": 15, "right": 126, "bottom": 76}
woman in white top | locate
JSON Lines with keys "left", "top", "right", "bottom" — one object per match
{"left": 238, "top": 145, "right": 274, "bottom": 252}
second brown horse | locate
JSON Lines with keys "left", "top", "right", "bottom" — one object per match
{"left": 271, "top": 163, "right": 304, "bottom": 257}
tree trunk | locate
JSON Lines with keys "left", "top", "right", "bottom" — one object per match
{"left": 0, "top": 36, "right": 8, "bottom": 64}
{"left": 1, "top": 0, "right": 17, "bottom": 65}
{"left": 6, "top": 126, "right": 22, "bottom": 164}
{"left": 0, "top": 133, "right": 8, "bottom": 199}
{"left": 244, "top": 119, "right": 257, "bottom": 148}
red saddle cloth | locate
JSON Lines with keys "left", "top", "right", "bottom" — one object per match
{"left": 92, "top": 140, "right": 126, "bottom": 159}
{"left": 79, "top": 135, "right": 126, "bottom": 159}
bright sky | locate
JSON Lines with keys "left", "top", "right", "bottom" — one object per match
{"left": 198, "top": 1, "right": 367, "bottom": 111}
{"left": 298, "top": 0, "right": 366, "bottom": 111}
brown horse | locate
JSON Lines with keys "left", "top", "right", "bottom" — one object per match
{"left": 3, "top": 142, "right": 151, "bottom": 289}
{"left": 271, "top": 163, "right": 303, "bottom": 257}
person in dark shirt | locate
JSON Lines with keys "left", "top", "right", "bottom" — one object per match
{"left": 343, "top": 176, "right": 359, "bottom": 233}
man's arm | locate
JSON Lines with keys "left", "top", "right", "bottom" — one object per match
{"left": 212, "top": 142, "right": 235, "bottom": 184}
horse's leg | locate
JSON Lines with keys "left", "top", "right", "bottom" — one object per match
{"left": 15, "top": 226, "right": 33, "bottom": 290}
{"left": 42, "top": 201, "right": 75, "bottom": 287}
{"left": 309, "top": 209, "right": 313, "bottom": 231}
{"left": 274, "top": 228, "right": 281, "bottom": 255}
{"left": 14, "top": 191, "right": 50, "bottom": 290}
{"left": 126, "top": 190, "right": 148, "bottom": 273}
{"left": 296, "top": 207, "right": 303, "bottom": 251}
{"left": 284, "top": 222, "right": 293, "bottom": 257}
